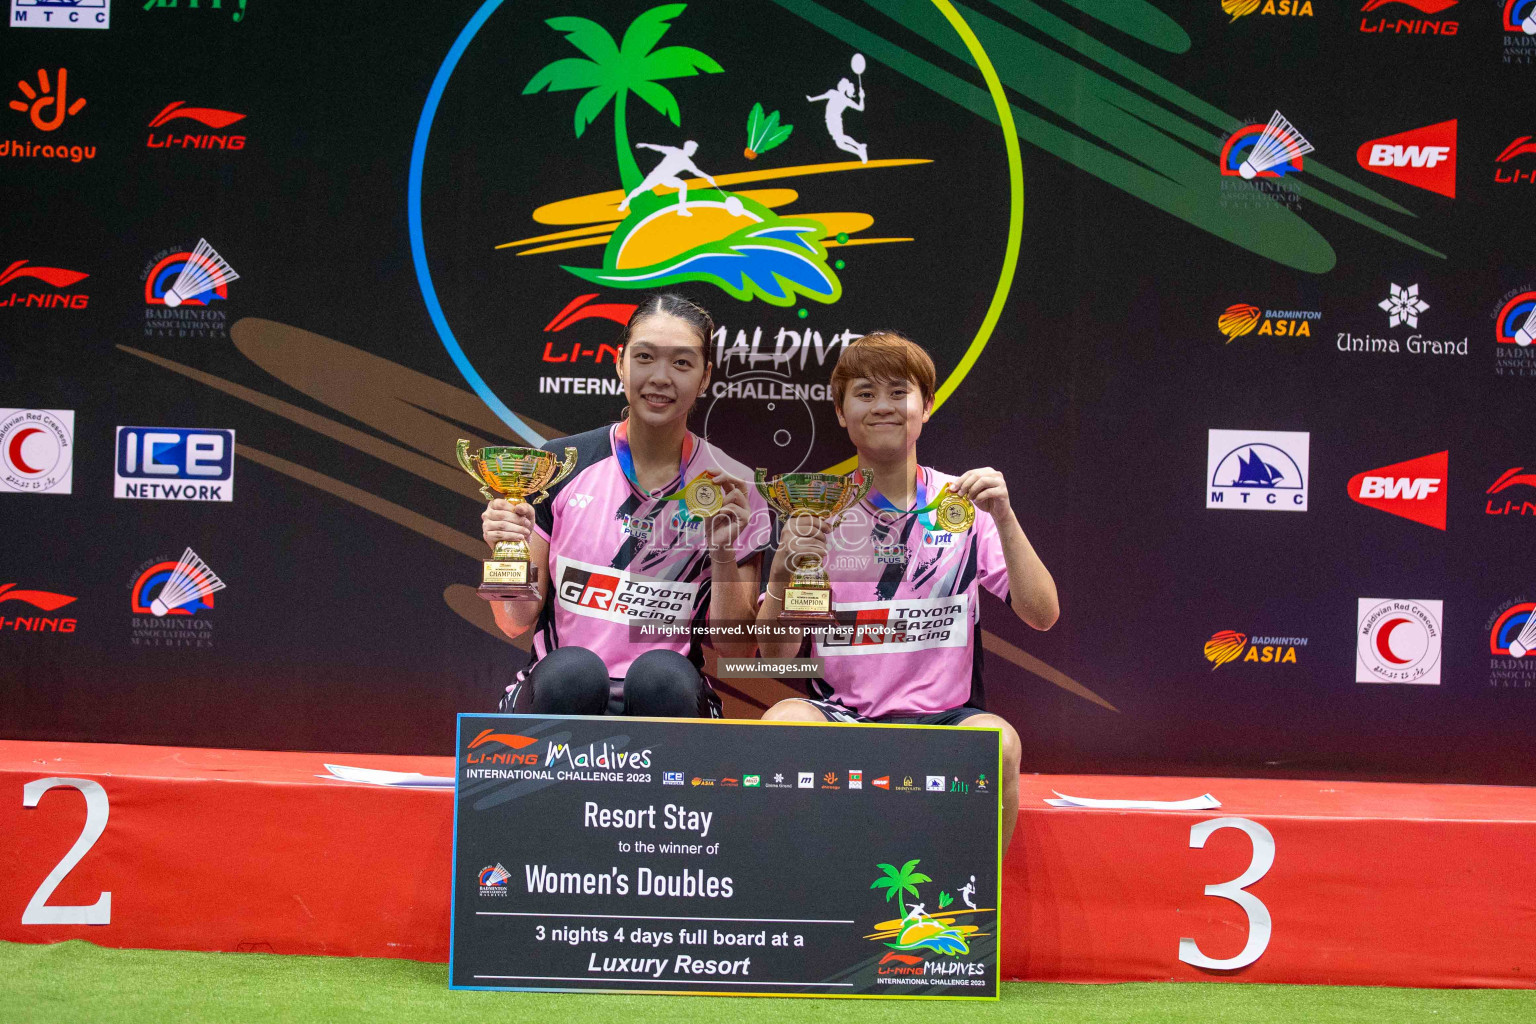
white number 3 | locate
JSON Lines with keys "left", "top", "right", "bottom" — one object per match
{"left": 1178, "top": 816, "right": 1274, "bottom": 970}
{"left": 21, "top": 778, "right": 112, "bottom": 925}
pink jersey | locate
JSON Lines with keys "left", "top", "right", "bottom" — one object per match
{"left": 524, "top": 422, "right": 771, "bottom": 680}
{"left": 810, "top": 466, "right": 1010, "bottom": 718}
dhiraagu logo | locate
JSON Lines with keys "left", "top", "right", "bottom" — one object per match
{"left": 867, "top": 858, "right": 991, "bottom": 956}
{"left": 410, "top": 0, "right": 1022, "bottom": 473}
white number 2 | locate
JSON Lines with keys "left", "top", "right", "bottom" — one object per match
{"left": 1178, "top": 816, "right": 1273, "bottom": 970}
{"left": 21, "top": 778, "right": 112, "bottom": 925}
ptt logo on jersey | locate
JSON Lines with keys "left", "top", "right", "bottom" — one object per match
{"left": 1347, "top": 451, "right": 1447, "bottom": 530}
{"left": 921, "top": 531, "right": 956, "bottom": 547}
{"left": 554, "top": 557, "right": 699, "bottom": 626}
{"left": 11, "top": 0, "right": 110, "bottom": 29}
{"left": 1356, "top": 121, "right": 1456, "bottom": 197}
{"left": 818, "top": 594, "right": 971, "bottom": 656}
{"left": 1358, "top": 0, "right": 1460, "bottom": 35}
{"left": 146, "top": 101, "right": 247, "bottom": 151}
{"left": 1206, "top": 430, "right": 1310, "bottom": 511}
{"left": 114, "top": 427, "right": 235, "bottom": 501}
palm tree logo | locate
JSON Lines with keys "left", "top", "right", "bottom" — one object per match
{"left": 868, "top": 859, "right": 982, "bottom": 957}
{"left": 871, "top": 859, "right": 932, "bottom": 921}
{"left": 523, "top": 3, "right": 720, "bottom": 194}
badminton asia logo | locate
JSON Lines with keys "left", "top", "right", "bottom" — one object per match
{"left": 141, "top": 239, "right": 240, "bottom": 339}
{"left": 1218, "top": 111, "right": 1313, "bottom": 209}
{"left": 1357, "top": 598, "right": 1442, "bottom": 685}
{"left": 1220, "top": 0, "right": 1314, "bottom": 18}
{"left": 0, "top": 583, "right": 77, "bottom": 635}
{"left": 9, "top": 0, "right": 110, "bottom": 29}
{"left": 4, "top": 68, "right": 95, "bottom": 163}
{"left": 414, "top": 1, "right": 1021, "bottom": 472}
{"left": 1355, "top": 121, "right": 1456, "bottom": 197}
{"left": 1358, "top": 0, "right": 1460, "bottom": 34}
{"left": 0, "top": 259, "right": 89, "bottom": 310}
{"left": 1203, "top": 630, "right": 1306, "bottom": 668}
{"left": 127, "top": 547, "right": 227, "bottom": 649}
{"left": 1487, "top": 599, "right": 1536, "bottom": 688}
{"left": 1493, "top": 288, "right": 1536, "bottom": 379}
{"left": 0, "top": 408, "right": 73, "bottom": 494}
{"left": 1347, "top": 450, "right": 1448, "bottom": 530}
{"left": 1206, "top": 429, "right": 1310, "bottom": 511}
{"left": 146, "top": 101, "right": 247, "bottom": 151}
{"left": 1216, "top": 302, "right": 1321, "bottom": 342}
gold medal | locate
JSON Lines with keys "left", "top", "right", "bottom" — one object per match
{"left": 683, "top": 474, "right": 724, "bottom": 519}
{"left": 934, "top": 488, "right": 975, "bottom": 532}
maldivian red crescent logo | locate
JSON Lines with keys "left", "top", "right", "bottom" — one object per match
{"left": 0, "top": 583, "right": 76, "bottom": 610}
{"left": 468, "top": 729, "right": 538, "bottom": 750}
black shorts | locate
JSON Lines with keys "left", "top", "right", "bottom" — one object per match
{"left": 799, "top": 698, "right": 989, "bottom": 726}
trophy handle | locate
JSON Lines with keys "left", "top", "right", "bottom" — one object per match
{"left": 526, "top": 489, "right": 549, "bottom": 506}
{"left": 455, "top": 439, "right": 477, "bottom": 477}
{"left": 753, "top": 468, "right": 774, "bottom": 502}
{"left": 547, "top": 446, "right": 579, "bottom": 489}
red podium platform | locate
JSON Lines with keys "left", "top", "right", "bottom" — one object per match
{"left": 2, "top": 741, "right": 1533, "bottom": 987}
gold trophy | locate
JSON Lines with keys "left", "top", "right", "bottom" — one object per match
{"left": 755, "top": 468, "right": 872, "bottom": 624}
{"left": 457, "top": 440, "right": 577, "bottom": 601}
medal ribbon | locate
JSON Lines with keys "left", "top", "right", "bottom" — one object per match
{"left": 614, "top": 419, "right": 696, "bottom": 497}
{"left": 867, "top": 471, "right": 946, "bottom": 530}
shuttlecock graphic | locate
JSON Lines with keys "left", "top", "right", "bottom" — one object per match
{"left": 149, "top": 547, "right": 226, "bottom": 616}
{"left": 1222, "top": 0, "right": 1261, "bottom": 20}
{"left": 1379, "top": 283, "right": 1429, "bottom": 329}
{"left": 1204, "top": 630, "right": 1248, "bottom": 670}
{"left": 162, "top": 238, "right": 239, "bottom": 308}
{"left": 1238, "top": 111, "right": 1314, "bottom": 180}
{"left": 1511, "top": 612, "right": 1536, "bottom": 658}
{"left": 1218, "top": 303, "right": 1262, "bottom": 342}
{"left": 1516, "top": 305, "right": 1536, "bottom": 348}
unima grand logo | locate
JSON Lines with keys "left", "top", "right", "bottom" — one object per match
{"left": 1206, "top": 429, "right": 1309, "bottom": 511}
{"left": 411, "top": 1, "right": 1021, "bottom": 473}
{"left": 1356, "top": 120, "right": 1456, "bottom": 197}
{"left": 0, "top": 408, "right": 73, "bottom": 493}
{"left": 1357, "top": 598, "right": 1442, "bottom": 685}
{"left": 0, "top": 259, "right": 88, "bottom": 309}
{"left": 5, "top": 68, "right": 95, "bottom": 162}
{"left": 146, "top": 101, "right": 247, "bottom": 151}
{"left": 10, "top": 0, "right": 110, "bottom": 29}
{"left": 1358, "top": 0, "right": 1460, "bottom": 35}
{"left": 1347, "top": 450, "right": 1447, "bottom": 530}
{"left": 0, "top": 582, "right": 77, "bottom": 635}
{"left": 1336, "top": 282, "right": 1466, "bottom": 358}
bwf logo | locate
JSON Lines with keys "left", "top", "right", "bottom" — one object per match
{"left": 1347, "top": 451, "right": 1447, "bottom": 530}
{"left": 1206, "top": 430, "right": 1310, "bottom": 511}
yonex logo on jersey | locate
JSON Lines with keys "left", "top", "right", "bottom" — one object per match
{"left": 567, "top": 492, "right": 595, "bottom": 508}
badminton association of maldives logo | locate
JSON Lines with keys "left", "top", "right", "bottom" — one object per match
{"left": 142, "top": 239, "right": 240, "bottom": 339}
{"left": 1219, "top": 111, "right": 1313, "bottom": 180}
{"left": 128, "top": 547, "right": 227, "bottom": 648}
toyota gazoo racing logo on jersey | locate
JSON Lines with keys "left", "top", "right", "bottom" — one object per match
{"left": 1357, "top": 598, "right": 1443, "bottom": 685}
{"left": 0, "top": 582, "right": 77, "bottom": 634}
{"left": 1495, "top": 135, "right": 1536, "bottom": 185}
{"left": 1493, "top": 288, "right": 1536, "bottom": 380}
{"left": 141, "top": 238, "right": 240, "bottom": 339}
{"left": 1, "top": 259, "right": 89, "bottom": 309}
{"left": 554, "top": 557, "right": 699, "bottom": 625}
{"left": 1206, "top": 429, "right": 1309, "bottom": 511}
{"left": 1487, "top": 467, "right": 1536, "bottom": 516}
{"left": 1487, "top": 599, "right": 1536, "bottom": 688}
{"left": 1203, "top": 630, "right": 1307, "bottom": 667}
{"left": 1356, "top": 120, "right": 1456, "bottom": 197}
{"left": 818, "top": 593, "right": 972, "bottom": 655}
{"left": 114, "top": 427, "right": 235, "bottom": 501}
{"left": 1217, "top": 302, "right": 1321, "bottom": 343}
{"left": 1358, "top": 0, "right": 1460, "bottom": 35}
{"left": 1218, "top": 110, "right": 1314, "bottom": 209}
{"left": 1347, "top": 450, "right": 1447, "bottom": 530}
{"left": 0, "top": 408, "right": 72, "bottom": 493}
{"left": 464, "top": 728, "right": 540, "bottom": 766}
{"left": 146, "top": 101, "right": 246, "bottom": 151}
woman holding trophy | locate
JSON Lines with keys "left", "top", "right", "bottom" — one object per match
{"left": 478, "top": 293, "right": 769, "bottom": 718}
{"left": 755, "top": 331, "right": 1059, "bottom": 846}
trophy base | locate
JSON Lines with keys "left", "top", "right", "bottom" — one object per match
{"left": 478, "top": 561, "right": 539, "bottom": 602}
{"left": 780, "top": 585, "right": 835, "bottom": 625}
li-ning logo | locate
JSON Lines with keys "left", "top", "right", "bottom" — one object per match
{"left": 9, "top": 68, "right": 85, "bottom": 131}
{"left": 1358, "top": 0, "right": 1460, "bottom": 34}
{"left": 0, "top": 582, "right": 78, "bottom": 634}
{"left": 465, "top": 728, "right": 539, "bottom": 765}
{"left": 542, "top": 294, "right": 633, "bottom": 364}
{"left": 0, "top": 260, "right": 88, "bottom": 309}
{"left": 147, "top": 101, "right": 247, "bottom": 151}
{"left": 1495, "top": 136, "right": 1536, "bottom": 185}
{"left": 1488, "top": 468, "right": 1536, "bottom": 516}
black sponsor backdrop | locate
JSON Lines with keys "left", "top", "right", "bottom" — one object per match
{"left": 450, "top": 716, "right": 999, "bottom": 996}
{"left": 1, "top": 2, "right": 1532, "bottom": 782}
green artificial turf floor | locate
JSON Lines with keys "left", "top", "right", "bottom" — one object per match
{"left": 1, "top": 940, "right": 1532, "bottom": 1024}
